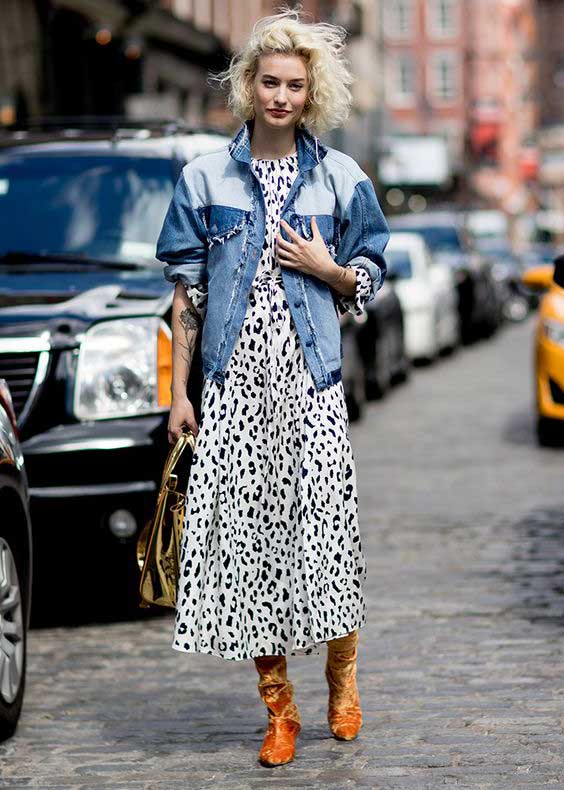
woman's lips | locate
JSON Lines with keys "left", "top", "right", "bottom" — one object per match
{"left": 268, "top": 109, "right": 290, "bottom": 116}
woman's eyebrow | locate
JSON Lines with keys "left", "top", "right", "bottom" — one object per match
{"left": 261, "top": 74, "right": 305, "bottom": 82}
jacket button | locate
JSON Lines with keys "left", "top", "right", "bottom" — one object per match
{"left": 306, "top": 339, "right": 313, "bottom": 347}
{"left": 294, "top": 300, "right": 302, "bottom": 308}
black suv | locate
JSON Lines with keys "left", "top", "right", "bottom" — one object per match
{"left": 0, "top": 119, "right": 230, "bottom": 621}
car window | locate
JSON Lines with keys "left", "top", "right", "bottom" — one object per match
{"left": 0, "top": 154, "right": 175, "bottom": 264}
{"left": 386, "top": 249, "right": 413, "bottom": 279}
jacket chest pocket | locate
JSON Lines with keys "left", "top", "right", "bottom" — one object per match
{"left": 198, "top": 205, "right": 250, "bottom": 249}
{"left": 290, "top": 213, "right": 340, "bottom": 260}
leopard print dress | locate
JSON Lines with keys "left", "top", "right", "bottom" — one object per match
{"left": 172, "top": 151, "right": 373, "bottom": 661}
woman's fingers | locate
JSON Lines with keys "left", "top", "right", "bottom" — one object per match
{"left": 310, "top": 215, "right": 321, "bottom": 236}
{"left": 168, "top": 422, "right": 182, "bottom": 442}
{"left": 167, "top": 403, "right": 199, "bottom": 444}
{"left": 276, "top": 233, "right": 295, "bottom": 251}
{"left": 168, "top": 424, "right": 196, "bottom": 444}
{"left": 277, "top": 245, "right": 297, "bottom": 262}
{"left": 276, "top": 220, "right": 305, "bottom": 250}
{"left": 278, "top": 223, "right": 306, "bottom": 261}
{"left": 186, "top": 415, "right": 199, "bottom": 437}
{"left": 279, "top": 218, "right": 302, "bottom": 244}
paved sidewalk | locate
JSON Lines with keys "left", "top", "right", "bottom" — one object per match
{"left": 2, "top": 318, "right": 564, "bottom": 788}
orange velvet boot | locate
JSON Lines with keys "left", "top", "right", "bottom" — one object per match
{"left": 253, "top": 655, "right": 301, "bottom": 767}
{"left": 325, "top": 630, "right": 362, "bottom": 740}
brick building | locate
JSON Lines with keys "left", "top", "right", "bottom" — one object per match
{"left": 380, "top": 0, "right": 467, "bottom": 197}
{"left": 536, "top": 0, "right": 564, "bottom": 244}
{"left": 378, "top": 0, "right": 540, "bottom": 237}
{"left": 468, "top": 0, "right": 539, "bottom": 228}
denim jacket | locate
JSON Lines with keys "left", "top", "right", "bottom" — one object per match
{"left": 156, "top": 118, "right": 390, "bottom": 392}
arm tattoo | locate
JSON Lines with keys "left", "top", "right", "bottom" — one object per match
{"left": 179, "top": 303, "right": 201, "bottom": 333}
{"left": 178, "top": 302, "right": 201, "bottom": 367}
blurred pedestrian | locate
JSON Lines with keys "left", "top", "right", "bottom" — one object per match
{"left": 156, "top": 4, "right": 389, "bottom": 768}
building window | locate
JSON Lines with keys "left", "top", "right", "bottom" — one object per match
{"left": 384, "top": 0, "right": 416, "bottom": 40}
{"left": 429, "top": 52, "right": 460, "bottom": 104}
{"left": 427, "top": 0, "right": 459, "bottom": 39}
{"left": 387, "top": 54, "right": 417, "bottom": 106}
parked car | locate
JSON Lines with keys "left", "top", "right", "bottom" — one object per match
{"left": 522, "top": 256, "right": 564, "bottom": 446}
{"left": 470, "top": 236, "right": 534, "bottom": 323}
{"left": 385, "top": 232, "right": 459, "bottom": 362}
{"left": 0, "top": 119, "right": 230, "bottom": 620}
{"left": 340, "top": 282, "right": 407, "bottom": 422}
{"left": 388, "top": 212, "right": 501, "bottom": 343}
{"left": 0, "top": 379, "right": 32, "bottom": 741}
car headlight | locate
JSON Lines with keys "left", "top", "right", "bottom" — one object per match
{"left": 543, "top": 318, "right": 564, "bottom": 346}
{"left": 74, "top": 317, "right": 172, "bottom": 420}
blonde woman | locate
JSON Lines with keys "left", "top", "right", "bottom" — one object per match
{"left": 156, "top": 5, "right": 389, "bottom": 767}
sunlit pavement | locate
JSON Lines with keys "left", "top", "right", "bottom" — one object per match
{"left": 3, "top": 316, "right": 564, "bottom": 788}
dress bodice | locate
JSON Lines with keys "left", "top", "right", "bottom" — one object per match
{"left": 250, "top": 152, "right": 299, "bottom": 282}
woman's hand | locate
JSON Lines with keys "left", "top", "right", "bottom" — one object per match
{"left": 276, "top": 217, "right": 340, "bottom": 283}
{"left": 168, "top": 395, "right": 199, "bottom": 444}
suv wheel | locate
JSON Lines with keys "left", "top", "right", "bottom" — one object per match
{"left": 0, "top": 536, "right": 26, "bottom": 741}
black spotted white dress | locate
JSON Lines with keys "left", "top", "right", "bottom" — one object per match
{"left": 172, "top": 152, "right": 373, "bottom": 661}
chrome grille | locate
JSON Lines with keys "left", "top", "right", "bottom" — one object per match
{"left": 0, "top": 336, "right": 51, "bottom": 426}
{"left": 0, "top": 353, "right": 40, "bottom": 418}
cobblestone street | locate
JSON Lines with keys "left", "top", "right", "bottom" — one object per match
{"left": 3, "top": 316, "right": 564, "bottom": 788}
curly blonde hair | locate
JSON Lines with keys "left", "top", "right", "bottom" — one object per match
{"left": 209, "top": 4, "right": 354, "bottom": 136}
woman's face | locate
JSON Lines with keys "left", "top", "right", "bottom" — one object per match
{"left": 251, "top": 53, "right": 309, "bottom": 130}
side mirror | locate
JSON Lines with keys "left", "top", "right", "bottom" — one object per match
{"left": 554, "top": 255, "right": 564, "bottom": 288}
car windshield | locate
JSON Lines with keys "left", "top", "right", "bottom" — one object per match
{"left": 0, "top": 154, "right": 175, "bottom": 265}
{"left": 386, "top": 249, "right": 413, "bottom": 279}
{"left": 396, "top": 224, "right": 462, "bottom": 253}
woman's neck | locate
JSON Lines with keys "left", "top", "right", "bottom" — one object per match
{"left": 249, "top": 117, "right": 297, "bottom": 160}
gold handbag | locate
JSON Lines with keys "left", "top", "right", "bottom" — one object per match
{"left": 137, "top": 429, "right": 195, "bottom": 609}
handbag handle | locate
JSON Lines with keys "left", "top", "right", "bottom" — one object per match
{"left": 161, "top": 429, "right": 196, "bottom": 485}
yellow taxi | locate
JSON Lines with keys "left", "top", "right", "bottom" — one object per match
{"left": 523, "top": 255, "right": 564, "bottom": 445}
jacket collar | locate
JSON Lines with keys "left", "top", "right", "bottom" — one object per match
{"left": 228, "top": 117, "right": 327, "bottom": 172}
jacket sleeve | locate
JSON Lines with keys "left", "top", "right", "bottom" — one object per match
{"left": 334, "top": 176, "right": 390, "bottom": 304}
{"left": 155, "top": 166, "right": 208, "bottom": 287}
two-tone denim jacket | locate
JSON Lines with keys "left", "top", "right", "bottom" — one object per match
{"left": 156, "top": 118, "right": 390, "bottom": 392}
